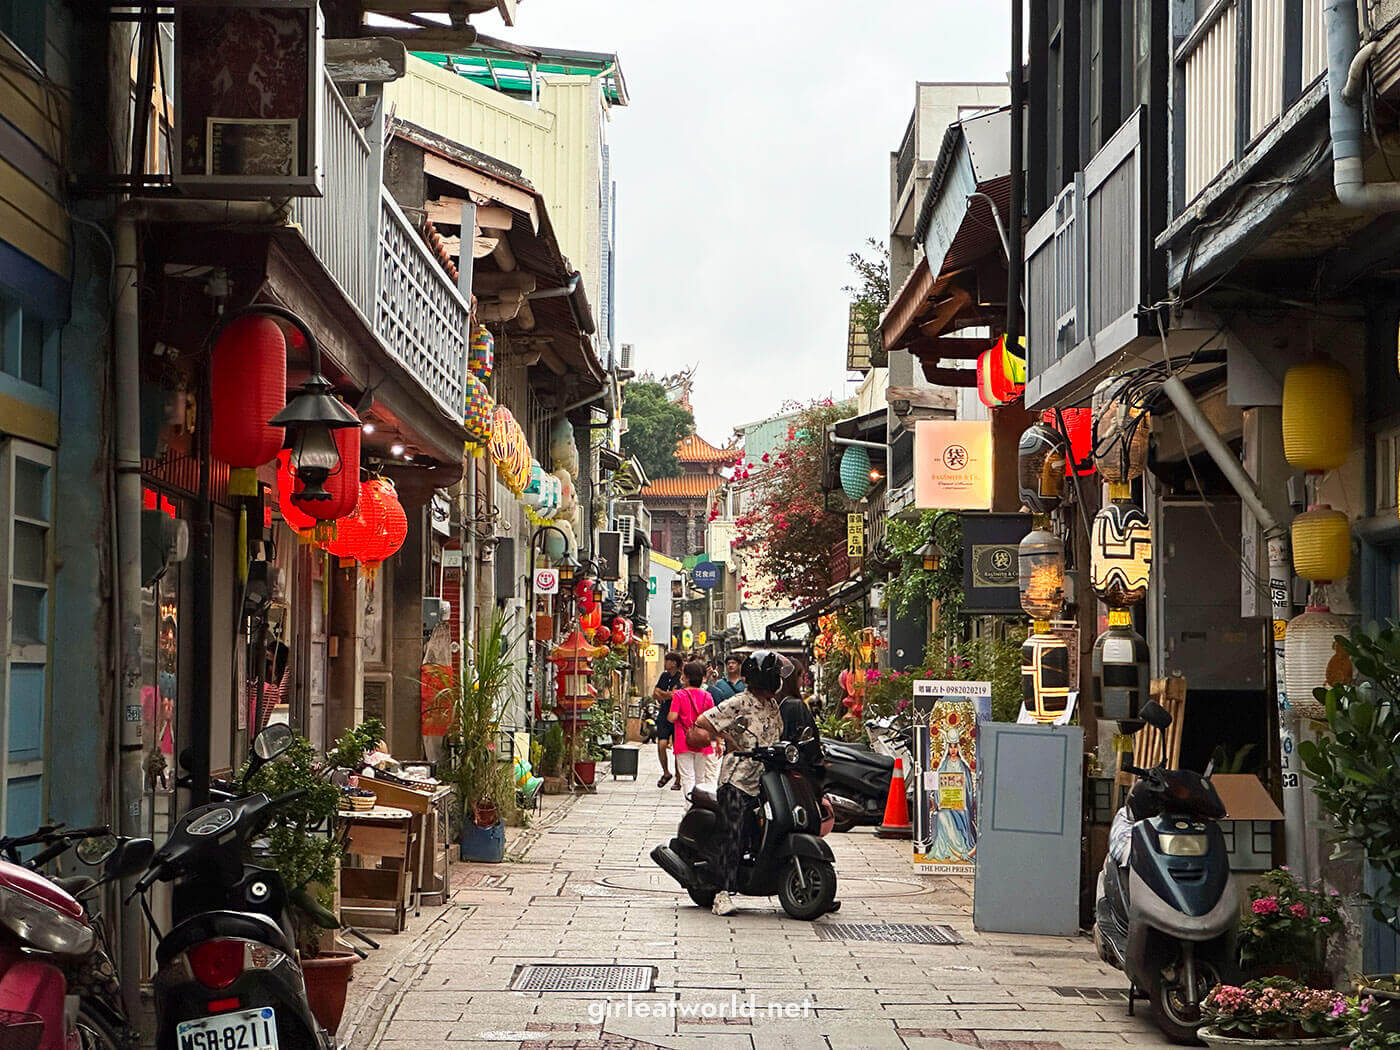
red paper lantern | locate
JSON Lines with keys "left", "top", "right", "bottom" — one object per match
{"left": 580, "top": 604, "right": 602, "bottom": 637}
{"left": 357, "top": 478, "right": 408, "bottom": 573}
{"left": 1043, "top": 407, "right": 1096, "bottom": 477}
{"left": 575, "top": 578, "right": 598, "bottom": 611}
{"left": 211, "top": 315, "right": 287, "bottom": 494}
{"left": 323, "top": 480, "right": 386, "bottom": 561}
{"left": 976, "top": 349, "right": 1003, "bottom": 407}
{"left": 611, "top": 617, "right": 633, "bottom": 648}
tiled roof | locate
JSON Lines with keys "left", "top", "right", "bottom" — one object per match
{"left": 676, "top": 432, "right": 739, "bottom": 464}
{"left": 641, "top": 474, "right": 724, "bottom": 499}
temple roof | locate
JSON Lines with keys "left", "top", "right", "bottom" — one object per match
{"left": 641, "top": 474, "right": 725, "bottom": 500}
{"left": 677, "top": 432, "right": 738, "bottom": 465}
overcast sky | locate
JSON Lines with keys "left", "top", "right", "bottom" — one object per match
{"left": 487, "top": 1, "right": 1010, "bottom": 441}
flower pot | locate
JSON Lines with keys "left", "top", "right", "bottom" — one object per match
{"left": 1356, "top": 976, "right": 1400, "bottom": 1033}
{"left": 1246, "top": 963, "right": 1334, "bottom": 989}
{"left": 301, "top": 951, "right": 357, "bottom": 1035}
{"left": 472, "top": 800, "right": 498, "bottom": 828}
{"left": 573, "top": 760, "right": 596, "bottom": 786}
{"left": 1198, "top": 1029, "right": 1353, "bottom": 1048}
{"left": 459, "top": 817, "right": 506, "bottom": 862}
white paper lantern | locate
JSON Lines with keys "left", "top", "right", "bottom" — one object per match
{"left": 1284, "top": 607, "right": 1348, "bottom": 708}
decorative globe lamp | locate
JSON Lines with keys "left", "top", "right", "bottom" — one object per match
{"left": 1017, "top": 423, "right": 1067, "bottom": 514}
{"left": 1018, "top": 529, "right": 1065, "bottom": 623}
{"left": 839, "top": 445, "right": 873, "bottom": 500}
{"left": 1291, "top": 505, "right": 1350, "bottom": 583}
{"left": 1282, "top": 357, "right": 1352, "bottom": 473}
{"left": 1092, "top": 375, "right": 1151, "bottom": 486}
{"left": 1091, "top": 501, "right": 1152, "bottom": 608}
{"left": 1022, "top": 631, "right": 1071, "bottom": 724}
{"left": 1092, "top": 614, "right": 1150, "bottom": 727}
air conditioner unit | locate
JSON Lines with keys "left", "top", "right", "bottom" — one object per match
{"left": 616, "top": 515, "right": 637, "bottom": 549}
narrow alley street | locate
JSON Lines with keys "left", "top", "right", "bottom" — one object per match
{"left": 345, "top": 752, "right": 1173, "bottom": 1050}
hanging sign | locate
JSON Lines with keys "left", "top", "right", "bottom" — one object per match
{"left": 913, "top": 420, "right": 993, "bottom": 510}
{"left": 911, "top": 680, "right": 992, "bottom": 876}
{"left": 534, "top": 568, "right": 559, "bottom": 595}
{"left": 847, "top": 513, "right": 865, "bottom": 557}
{"left": 682, "top": 628, "right": 694, "bottom": 648}
{"left": 960, "top": 512, "right": 1033, "bottom": 614}
{"left": 692, "top": 561, "right": 721, "bottom": 590}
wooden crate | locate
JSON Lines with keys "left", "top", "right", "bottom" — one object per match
{"left": 362, "top": 778, "right": 434, "bottom": 815}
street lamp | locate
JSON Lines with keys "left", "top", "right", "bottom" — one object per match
{"left": 525, "top": 523, "right": 577, "bottom": 738}
{"left": 920, "top": 539, "right": 944, "bottom": 572}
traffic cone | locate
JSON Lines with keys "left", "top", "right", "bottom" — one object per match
{"left": 877, "top": 757, "right": 912, "bottom": 839}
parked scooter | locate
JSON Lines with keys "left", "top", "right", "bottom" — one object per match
{"left": 650, "top": 736, "right": 838, "bottom": 919}
{"left": 0, "top": 824, "right": 152, "bottom": 1050}
{"left": 822, "top": 719, "right": 915, "bottom": 832}
{"left": 134, "top": 723, "right": 337, "bottom": 1050}
{"left": 1093, "top": 701, "right": 1238, "bottom": 1044}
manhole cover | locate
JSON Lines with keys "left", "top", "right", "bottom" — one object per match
{"left": 1051, "top": 986, "right": 1128, "bottom": 1001}
{"left": 813, "top": 923, "right": 962, "bottom": 944}
{"left": 510, "top": 964, "right": 656, "bottom": 993}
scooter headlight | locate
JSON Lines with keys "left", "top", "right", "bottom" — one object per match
{"left": 1158, "top": 833, "right": 1209, "bottom": 856}
{"left": 783, "top": 743, "right": 799, "bottom": 765}
{"left": 0, "top": 883, "right": 94, "bottom": 955}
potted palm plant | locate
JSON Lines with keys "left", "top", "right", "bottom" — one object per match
{"left": 441, "top": 611, "right": 520, "bottom": 862}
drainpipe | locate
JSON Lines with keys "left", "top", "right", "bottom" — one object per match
{"left": 1326, "top": 0, "right": 1400, "bottom": 209}
{"left": 1159, "top": 376, "right": 1307, "bottom": 879}
{"left": 113, "top": 208, "right": 147, "bottom": 1014}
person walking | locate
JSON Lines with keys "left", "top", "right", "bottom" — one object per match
{"left": 707, "top": 653, "right": 746, "bottom": 704}
{"left": 652, "top": 651, "right": 682, "bottom": 789}
{"left": 668, "top": 660, "right": 719, "bottom": 803}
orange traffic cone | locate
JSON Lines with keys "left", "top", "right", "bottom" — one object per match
{"left": 877, "top": 757, "right": 912, "bottom": 839}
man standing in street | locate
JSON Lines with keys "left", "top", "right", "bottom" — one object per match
{"left": 653, "top": 652, "right": 683, "bottom": 788}
{"left": 707, "top": 653, "right": 746, "bottom": 704}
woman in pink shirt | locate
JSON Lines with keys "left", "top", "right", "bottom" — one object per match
{"left": 669, "top": 660, "right": 719, "bottom": 804}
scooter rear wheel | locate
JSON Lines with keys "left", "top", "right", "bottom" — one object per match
{"left": 75, "top": 1002, "right": 127, "bottom": 1050}
{"left": 777, "top": 858, "right": 837, "bottom": 920}
{"left": 1150, "top": 962, "right": 1218, "bottom": 1046}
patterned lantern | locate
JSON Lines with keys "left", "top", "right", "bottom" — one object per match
{"left": 1284, "top": 604, "right": 1349, "bottom": 708}
{"left": 1092, "top": 375, "right": 1151, "bottom": 485}
{"left": 1091, "top": 501, "right": 1152, "bottom": 608}
{"left": 839, "top": 445, "right": 872, "bottom": 500}
{"left": 463, "top": 371, "right": 494, "bottom": 453}
{"left": 580, "top": 604, "right": 602, "bottom": 639}
{"left": 469, "top": 324, "right": 494, "bottom": 379}
{"left": 576, "top": 578, "right": 598, "bottom": 612}
{"left": 357, "top": 478, "right": 408, "bottom": 574}
{"left": 611, "top": 617, "right": 633, "bottom": 648}
{"left": 1022, "top": 632, "right": 1071, "bottom": 724}
{"left": 276, "top": 439, "right": 359, "bottom": 536}
{"left": 1017, "top": 423, "right": 1067, "bottom": 514}
{"left": 1292, "top": 505, "right": 1351, "bottom": 583}
{"left": 542, "top": 527, "right": 568, "bottom": 562}
{"left": 1093, "top": 617, "right": 1150, "bottom": 726}
{"left": 1018, "top": 529, "right": 1065, "bottom": 622}
{"left": 1044, "top": 407, "right": 1096, "bottom": 476}
{"left": 1283, "top": 357, "right": 1352, "bottom": 473}
{"left": 210, "top": 314, "right": 287, "bottom": 496}
{"left": 978, "top": 334, "right": 1026, "bottom": 406}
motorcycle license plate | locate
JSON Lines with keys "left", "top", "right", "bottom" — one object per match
{"left": 176, "top": 1007, "right": 279, "bottom": 1050}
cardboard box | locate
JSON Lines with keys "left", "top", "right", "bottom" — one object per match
{"left": 1211, "top": 774, "right": 1283, "bottom": 872}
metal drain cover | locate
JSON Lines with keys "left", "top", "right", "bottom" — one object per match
{"left": 1051, "top": 986, "right": 1128, "bottom": 1001}
{"left": 510, "top": 964, "right": 656, "bottom": 992}
{"left": 813, "top": 922, "right": 962, "bottom": 944}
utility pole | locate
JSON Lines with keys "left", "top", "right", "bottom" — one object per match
{"left": 1008, "top": 0, "right": 1024, "bottom": 344}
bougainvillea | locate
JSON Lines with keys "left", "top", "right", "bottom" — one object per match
{"left": 732, "top": 399, "right": 852, "bottom": 606}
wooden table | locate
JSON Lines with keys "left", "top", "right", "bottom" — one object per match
{"left": 357, "top": 778, "right": 454, "bottom": 909}
{"left": 338, "top": 805, "right": 414, "bottom": 932}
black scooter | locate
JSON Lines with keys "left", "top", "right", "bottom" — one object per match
{"left": 1093, "top": 702, "right": 1238, "bottom": 1045}
{"left": 134, "top": 724, "right": 337, "bottom": 1050}
{"left": 822, "top": 739, "right": 895, "bottom": 831}
{"left": 650, "top": 739, "right": 838, "bottom": 919}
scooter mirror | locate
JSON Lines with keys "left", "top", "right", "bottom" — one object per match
{"left": 253, "top": 722, "right": 294, "bottom": 761}
{"left": 328, "top": 768, "right": 351, "bottom": 790}
{"left": 75, "top": 834, "right": 118, "bottom": 866}
{"left": 1140, "top": 700, "right": 1173, "bottom": 731}
{"left": 105, "top": 837, "right": 155, "bottom": 880}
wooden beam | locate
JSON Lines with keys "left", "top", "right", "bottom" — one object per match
{"left": 440, "top": 234, "right": 500, "bottom": 259}
{"left": 539, "top": 345, "right": 568, "bottom": 375}
{"left": 919, "top": 365, "right": 978, "bottom": 387}
{"left": 324, "top": 37, "right": 406, "bottom": 84}
{"left": 425, "top": 197, "right": 514, "bottom": 230}
{"left": 917, "top": 286, "right": 973, "bottom": 340}
{"left": 906, "top": 334, "right": 996, "bottom": 360}
{"left": 493, "top": 233, "right": 517, "bottom": 271}
{"left": 516, "top": 300, "right": 536, "bottom": 331}
{"left": 362, "top": 0, "right": 499, "bottom": 12}
{"left": 478, "top": 292, "right": 526, "bottom": 322}
{"left": 472, "top": 270, "right": 536, "bottom": 294}
{"left": 368, "top": 27, "right": 479, "bottom": 52}
{"left": 422, "top": 154, "right": 539, "bottom": 231}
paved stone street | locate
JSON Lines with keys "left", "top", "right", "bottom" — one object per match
{"left": 347, "top": 750, "right": 1175, "bottom": 1050}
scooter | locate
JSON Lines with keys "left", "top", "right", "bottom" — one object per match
{"left": 0, "top": 825, "right": 153, "bottom": 1050}
{"left": 1093, "top": 701, "right": 1238, "bottom": 1044}
{"left": 822, "top": 739, "right": 895, "bottom": 831}
{"left": 650, "top": 737, "right": 838, "bottom": 919}
{"left": 135, "top": 723, "right": 338, "bottom": 1050}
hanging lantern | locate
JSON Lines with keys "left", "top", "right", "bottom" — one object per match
{"left": 210, "top": 314, "right": 287, "bottom": 496}
{"left": 976, "top": 349, "right": 1005, "bottom": 407}
{"left": 1092, "top": 375, "right": 1151, "bottom": 485}
{"left": 542, "top": 527, "right": 568, "bottom": 562}
{"left": 1282, "top": 357, "right": 1352, "bottom": 473}
{"left": 1018, "top": 528, "right": 1066, "bottom": 621}
{"left": 356, "top": 478, "right": 407, "bottom": 575}
{"left": 323, "top": 479, "right": 387, "bottom": 562}
{"left": 469, "top": 324, "right": 494, "bottom": 379}
{"left": 463, "top": 371, "right": 494, "bottom": 453}
{"left": 1045, "top": 408, "right": 1096, "bottom": 476}
{"left": 576, "top": 577, "right": 598, "bottom": 612}
{"left": 1092, "top": 618, "right": 1150, "bottom": 727}
{"left": 984, "top": 333, "right": 1026, "bottom": 404}
{"left": 611, "top": 617, "right": 633, "bottom": 648}
{"left": 1021, "top": 632, "right": 1071, "bottom": 724}
{"left": 580, "top": 604, "right": 602, "bottom": 640}
{"left": 276, "top": 439, "right": 359, "bottom": 537}
{"left": 1091, "top": 501, "right": 1152, "bottom": 608}
{"left": 1017, "top": 423, "right": 1067, "bottom": 514}
{"left": 1291, "top": 505, "right": 1351, "bottom": 582}
{"left": 839, "top": 445, "right": 873, "bottom": 500}
{"left": 1284, "top": 604, "right": 1349, "bottom": 707}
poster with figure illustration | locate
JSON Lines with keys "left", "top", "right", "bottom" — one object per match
{"left": 911, "top": 680, "right": 991, "bottom": 875}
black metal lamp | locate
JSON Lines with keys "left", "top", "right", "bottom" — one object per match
{"left": 557, "top": 548, "right": 580, "bottom": 585}
{"left": 920, "top": 539, "right": 944, "bottom": 572}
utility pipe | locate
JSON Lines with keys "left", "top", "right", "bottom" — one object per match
{"left": 1007, "top": 0, "right": 1024, "bottom": 341}
{"left": 1325, "top": 0, "right": 1400, "bottom": 209}
{"left": 1159, "top": 376, "right": 1307, "bottom": 879}
{"left": 828, "top": 436, "right": 888, "bottom": 451}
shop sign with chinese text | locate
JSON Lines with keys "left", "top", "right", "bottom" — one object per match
{"left": 913, "top": 420, "right": 992, "bottom": 509}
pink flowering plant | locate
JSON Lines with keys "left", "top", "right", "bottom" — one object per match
{"left": 1201, "top": 977, "right": 1354, "bottom": 1040}
{"left": 1238, "top": 868, "right": 1346, "bottom": 973}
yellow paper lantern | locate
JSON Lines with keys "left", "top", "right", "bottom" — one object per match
{"left": 1090, "top": 501, "right": 1152, "bottom": 609}
{"left": 1291, "top": 505, "right": 1350, "bottom": 583}
{"left": 1282, "top": 358, "right": 1352, "bottom": 473}
{"left": 1022, "top": 632, "right": 1070, "bottom": 724}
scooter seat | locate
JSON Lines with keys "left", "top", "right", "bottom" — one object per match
{"left": 823, "top": 743, "right": 894, "bottom": 770}
{"left": 690, "top": 786, "right": 721, "bottom": 812}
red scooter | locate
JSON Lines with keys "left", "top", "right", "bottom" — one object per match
{"left": 0, "top": 827, "right": 153, "bottom": 1050}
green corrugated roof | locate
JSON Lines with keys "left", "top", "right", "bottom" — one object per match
{"left": 414, "top": 45, "right": 629, "bottom": 106}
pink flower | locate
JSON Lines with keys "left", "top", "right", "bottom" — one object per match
{"left": 1319, "top": 916, "right": 1331, "bottom": 924}
{"left": 865, "top": 669, "right": 881, "bottom": 682}
{"left": 1251, "top": 897, "right": 1280, "bottom": 916}
{"left": 1290, "top": 903, "right": 1309, "bottom": 919}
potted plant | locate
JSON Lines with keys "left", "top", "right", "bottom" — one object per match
{"left": 326, "top": 716, "right": 386, "bottom": 773}
{"left": 1299, "top": 625, "right": 1400, "bottom": 999}
{"left": 538, "top": 721, "right": 566, "bottom": 792}
{"left": 1198, "top": 978, "right": 1356, "bottom": 1046}
{"left": 440, "top": 611, "right": 520, "bottom": 862}
{"left": 1239, "top": 868, "right": 1345, "bottom": 987}
{"left": 240, "top": 732, "right": 354, "bottom": 1033}
{"left": 1355, "top": 975, "right": 1400, "bottom": 1036}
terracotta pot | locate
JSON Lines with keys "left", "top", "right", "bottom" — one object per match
{"left": 573, "top": 760, "right": 596, "bottom": 786}
{"left": 472, "top": 800, "right": 499, "bottom": 828}
{"left": 301, "top": 951, "right": 357, "bottom": 1035}
{"left": 1198, "top": 1029, "right": 1352, "bottom": 1048}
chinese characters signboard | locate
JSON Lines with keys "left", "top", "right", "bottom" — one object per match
{"left": 913, "top": 420, "right": 993, "bottom": 510}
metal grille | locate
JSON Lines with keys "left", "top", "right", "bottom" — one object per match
{"left": 511, "top": 964, "right": 655, "bottom": 993}
{"left": 546, "top": 826, "right": 616, "bottom": 836}
{"left": 1051, "top": 987, "right": 1129, "bottom": 1002}
{"left": 812, "top": 923, "right": 961, "bottom": 945}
